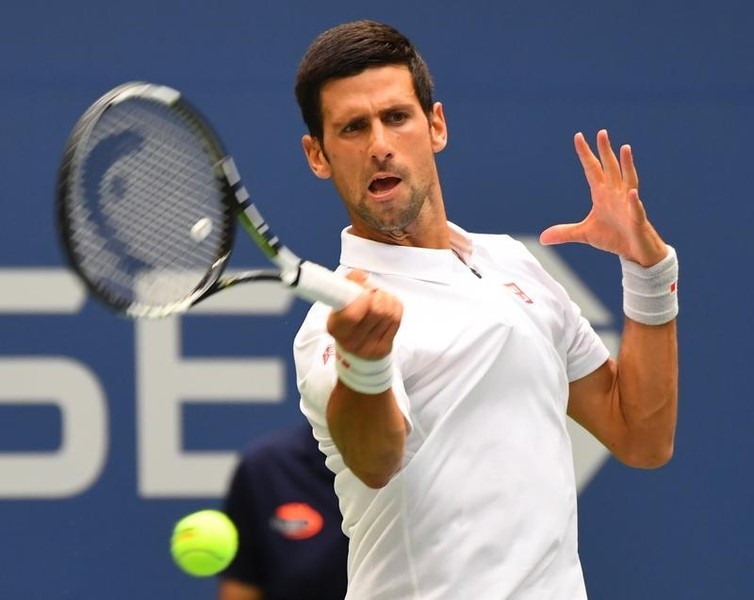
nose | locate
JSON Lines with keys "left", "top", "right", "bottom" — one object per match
{"left": 368, "top": 122, "right": 393, "bottom": 163}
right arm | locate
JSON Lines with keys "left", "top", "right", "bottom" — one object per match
{"left": 326, "top": 271, "right": 406, "bottom": 489}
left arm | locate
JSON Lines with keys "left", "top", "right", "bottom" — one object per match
{"left": 567, "top": 318, "right": 677, "bottom": 468}
{"left": 541, "top": 129, "right": 678, "bottom": 468}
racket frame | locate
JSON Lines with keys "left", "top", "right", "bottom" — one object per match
{"left": 57, "top": 82, "right": 362, "bottom": 318}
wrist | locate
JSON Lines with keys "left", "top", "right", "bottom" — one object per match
{"left": 620, "top": 245, "right": 679, "bottom": 325}
{"left": 335, "top": 343, "right": 393, "bottom": 395}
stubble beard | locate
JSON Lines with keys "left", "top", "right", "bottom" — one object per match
{"left": 355, "top": 180, "right": 432, "bottom": 236}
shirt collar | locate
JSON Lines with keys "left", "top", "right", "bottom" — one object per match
{"left": 339, "top": 221, "right": 475, "bottom": 285}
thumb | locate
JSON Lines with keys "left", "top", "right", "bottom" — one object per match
{"left": 539, "top": 223, "right": 584, "bottom": 246}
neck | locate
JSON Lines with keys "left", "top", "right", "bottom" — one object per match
{"left": 350, "top": 194, "right": 450, "bottom": 249}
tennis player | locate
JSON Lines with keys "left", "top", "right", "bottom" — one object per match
{"left": 293, "top": 20, "right": 678, "bottom": 599}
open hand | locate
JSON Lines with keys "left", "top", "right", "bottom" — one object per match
{"left": 539, "top": 129, "right": 667, "bottom": 267}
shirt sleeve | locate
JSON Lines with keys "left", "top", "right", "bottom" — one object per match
{"left": 564, "top": 298, "right": 611, "bottom": 382}
{"left": 498, "top": 235, "right": 610, "bottom": 383}
{"left": 294, "top": 303, "right": 413, "bottom": 437}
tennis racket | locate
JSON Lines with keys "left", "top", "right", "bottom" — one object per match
{"left": 56, "top": 81, "right": 363, "bottom": 319}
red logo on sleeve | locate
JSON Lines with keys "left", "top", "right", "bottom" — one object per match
{"left": 323, "top": 344, "right": 335, "bottom": 365}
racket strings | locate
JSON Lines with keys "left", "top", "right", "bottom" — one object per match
{"left": 64, "top": 98, "right": 233, "bottom": 312}
{"left": 93, "top": 106, "right": 222, "bottom": 266}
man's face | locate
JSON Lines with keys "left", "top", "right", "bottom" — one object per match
{"left": 302, "top": 65, "right": 447, "bottom": 244}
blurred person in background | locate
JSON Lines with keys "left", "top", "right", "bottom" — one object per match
{"left": 218, "top": 419, "right": 348, "bottom": 600}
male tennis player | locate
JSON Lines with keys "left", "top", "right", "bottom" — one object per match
{"left": 293, "top": 20, "right": 678, "bottom": 599}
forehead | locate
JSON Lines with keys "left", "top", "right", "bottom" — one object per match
{"left": 319, "top": 65, "right": 419, "bottom": 123}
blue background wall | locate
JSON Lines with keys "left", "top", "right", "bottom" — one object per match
{"left": 1, "top": 1, "right": 752, "bottom": 598}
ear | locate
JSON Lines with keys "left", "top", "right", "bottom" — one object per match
{"left": 429, "top": 102, "right": 448, "bottom": 153}
{"left": 302, "top": 135, "right": 332, "bottom": 179}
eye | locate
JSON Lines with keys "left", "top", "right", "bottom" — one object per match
{"left": 385, "top": 111, "right": 408, "bottom": 124}
{"left": 342, "top": 119, "right": 366, "bottom": 134}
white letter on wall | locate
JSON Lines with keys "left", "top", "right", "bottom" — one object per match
{"left": 0, "top": 270, "right": 106, "bottom": 498}
{"left": 137, "top": 279, "right": 294, "bottom": 498}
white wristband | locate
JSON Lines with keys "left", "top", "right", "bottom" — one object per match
{"left": 620, "top": 245, "right": 679, "bottom": 325}
{"left": 335, "top": 343, "right": 393, "bottom": 395}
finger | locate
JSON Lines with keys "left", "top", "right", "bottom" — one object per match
{"left": 328, "top": 296, "right": 368, "bottom": 339}
{"left": 337, "top": 289, "right": 401, "bottom": 355}
{"left": 330, "top": 269, "right": 371, "bottom": 322}
{"left": 539, "top": 222, "right": 587, "bottom": 246}
{"left": 357, "top": 314, "right": 401, "bottom": 358}
{"left": 357, "top": 290, "right": 392, "bottom": 336}
{"left": 345, "top": 269, "right": 370, "bottom": 286}
{"left": 573, "top": 132, "right": 604, "bottom": 188}
{"left": 327, "top": 279, "right": 376, "bottom": 337}
{"left": 596, "top": 129, "right": 622, "bottom": 185}
{"left": 620, "top": 144, "right": 639, "bottom": 190}
{"left": 627, "top": 188, "right": 647, "bottom": 221}
{"left": 330, "top": 314, "right": 377, "bottom": 353}
{"left": 364, "top": 289, "right": 401, "bottom": 337}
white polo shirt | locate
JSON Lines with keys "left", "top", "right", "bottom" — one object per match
{"left": 294, "top": 222, "right": 609, "bottom": 599}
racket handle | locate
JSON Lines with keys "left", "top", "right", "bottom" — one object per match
{"left": 293, "top": 261, "right": 363, "bottom": 309}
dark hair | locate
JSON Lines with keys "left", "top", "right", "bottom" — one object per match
{"left": 295, "top": 20, "right": 434, "bottom": 140}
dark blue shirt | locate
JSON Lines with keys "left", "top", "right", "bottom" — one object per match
{"left": 220, "top": 421, "right": 348, "bottom": 600}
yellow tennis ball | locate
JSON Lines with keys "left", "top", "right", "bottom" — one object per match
{"left": 171, "top": 509, "right": 238, "bottom": 577}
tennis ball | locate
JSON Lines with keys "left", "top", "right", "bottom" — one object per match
{"left": 171, "top": 509, "right": 238, "bottom": 577}
{"left": 190, "top": 217, "right": 212, "bottom": 242}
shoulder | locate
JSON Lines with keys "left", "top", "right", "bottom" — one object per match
{"left": 471, "top": 231, "right": 536, "bottom": 259}
{"left": 469, "top": 231, "right": 553, "bottom": 281}
{"left": 468, "top": 231, "right": 581, "bottom": 319}
{"left": 449, "top": 221, "right": 541, "bottom": 272}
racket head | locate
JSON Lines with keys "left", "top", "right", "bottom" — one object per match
{"left": 57, "top": 82, "right": 237, "bottom": 318}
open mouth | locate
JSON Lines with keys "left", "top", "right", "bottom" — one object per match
{"left": 368, "top": 176, "right": 401, "bottom": 195}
